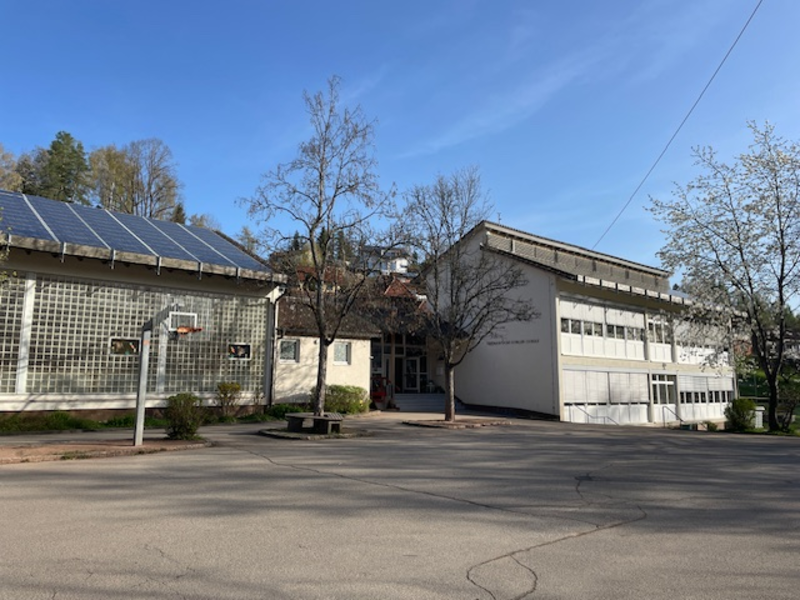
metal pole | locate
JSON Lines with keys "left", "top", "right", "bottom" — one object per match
{"left": 134, "top": 320, "right": 153, "bottom": 446}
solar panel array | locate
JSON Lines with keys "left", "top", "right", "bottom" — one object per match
{"left": 0, "top": 190, "right": 268, "bottom": 274}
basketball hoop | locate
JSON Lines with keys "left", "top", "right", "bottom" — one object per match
{"left": 176, "top": 326, "right": 203, "bottom": 336}
{"left": 170, "top": 325, "right": 203, "bottom": 340}
{"left": 167, "top": 311, "right": 201, "bottom": 340}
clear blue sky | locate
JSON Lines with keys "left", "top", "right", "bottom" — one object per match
{"left": 1, "top": 0, "right": 795, "bottom": 273}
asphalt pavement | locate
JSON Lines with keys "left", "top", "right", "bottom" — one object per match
{"left": 1, "top": 413, "right": 798, "bottom": 599}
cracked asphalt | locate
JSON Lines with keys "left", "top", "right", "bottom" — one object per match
{"left": 1, "top": 414, "right": 798, "bottom": 599}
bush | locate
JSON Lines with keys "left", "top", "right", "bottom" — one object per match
{"left": 215, "top": 381, "right": 242, "bottom": 419}
{"left": 103, "top": 412, "right": 168, "bottom": 429}
{"left": 0, "top": 411, "right": 101, "bottom": 432}
{"left": 311, "top": 385, "right": 369, "bottom": 414}
{"left": 164, "top": 393, "right": 204, "bottom": 439}
{"left": 725, "top": 397, "right": 756, "bottom": 432}
{"left": 704, "top": 421, "right": 719, "bottom": 432}
{"left": 264, "top": 403, "right": 309, "bottom": 420}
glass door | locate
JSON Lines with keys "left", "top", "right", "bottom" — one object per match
{"left": 404, "top": 358, "right": 420, "bottom": 392}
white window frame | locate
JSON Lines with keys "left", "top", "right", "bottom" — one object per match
{"left": 278, "top": 339, "right": 300, "bottom": 363}
{"left": 333, "top": 341, "right": 352, "bottom": 365}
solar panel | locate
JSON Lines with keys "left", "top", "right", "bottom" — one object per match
{"left": 0, "top": 190, "right": 273, "bottom": 275}
{"left": 149, "top": 220, "right": 239, "bottom": 267}
{"left": 70, "top": 205, "right": 154, "bottom": 256}
{"left": 188, "top": 226, "right": 267, "bottom": 271}
{"left": 113, "top": 213, "right": 197, "bottom": 262}
{"left": 0, "top": 191, "right": 56, "bottom": 240}
{"left": 28, "top": 195, "right": 107, "bottom": 247}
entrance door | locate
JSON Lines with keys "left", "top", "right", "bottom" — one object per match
{"left": 650, "top": 374, "right": 677, "bottom": 424}
{"left": 404, "top": 357, "right": 420, "bottom": 392}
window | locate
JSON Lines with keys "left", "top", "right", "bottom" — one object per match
{"left": 607, "top": 324, "right": 625, "bottom": 340}
{"left": 279, "top": 339, "right": 299, "bottom": 362}
{"left": 333, "top": 341, "right": 352, "bottom": 364}
{"left": 228, "top": 343, "right": 251, "bottom": 360}
{"left": 109, "top": 338, "right": 139, "bottom": 356}
{"left": 648, "top": 320, "right": 671, "bottom": 344}
{"left": 626, "top": 327, "right": 644, "bottom": 342}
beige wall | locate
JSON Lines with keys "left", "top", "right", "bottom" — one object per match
{"left": 273, "top": 336, "right": 372, "bottom": 404}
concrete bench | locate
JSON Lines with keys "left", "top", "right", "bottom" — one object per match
{"left": 286, "top": 412, "right": 344, "bottom": 434}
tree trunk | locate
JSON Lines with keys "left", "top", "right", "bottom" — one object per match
{"left": 444, "top": 364, "right": 456, "bottom": 422}
{"left": 314, "top": 340, "right": 328, "bottom": 416}
{"left": 767, "top": 376, "right": 780, "bottom": 431}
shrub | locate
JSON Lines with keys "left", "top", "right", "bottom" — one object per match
{"left": 704, "top": 421, "right": 719, "bottom": 432}
{"left": 725, "top": 397, "right": 756, "bottom": 432}
{"left": 104, "top": 412, "right": 167, "bottom": 429}
{"left": 311, "top": 385, "right": 369, "bottom": 414}
{"left": 0, "top": 411, "right": 101, "bottom": 432}
{"left": 216, "top": 381, "right": 242, "bottom": 419}
{"left": 264, "top": 403, "right": 309, "bottom": 420}
{"left": 164, "top": 393, "right": 204, "bottom": 439}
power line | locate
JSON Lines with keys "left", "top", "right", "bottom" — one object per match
{"left": 591, "top": 0, "right": 764, "bottom": 250}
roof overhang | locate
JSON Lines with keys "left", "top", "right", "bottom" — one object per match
{"left": 2, "top": 232, "right": 287, "bottom": 284}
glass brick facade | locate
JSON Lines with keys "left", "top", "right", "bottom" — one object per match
{"left": 1, "top": 272, "right": 271, "bottom": 397}
{"left": 0, "top": 275, "right": 25, "bottom": 393}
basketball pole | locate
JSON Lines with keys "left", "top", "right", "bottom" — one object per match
{"left": 133, "top": 319, "right": 153, "bottom": 446}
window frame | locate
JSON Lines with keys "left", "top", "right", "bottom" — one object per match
{"left": 278, "top": 339, "right": 300, "bottom": 363}
{"left": 333, "top": 341, "right": 352, "bottom": 365}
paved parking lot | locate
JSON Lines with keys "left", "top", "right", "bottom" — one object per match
{"left": 1, "top": 414, "right": 799, "bottom": 599}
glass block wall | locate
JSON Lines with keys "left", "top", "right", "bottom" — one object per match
{"left": 0, "top": 275, "right": 25, "bottom": 393}
{"left": 4, "top": 273, "right": 270, "bottom": 396}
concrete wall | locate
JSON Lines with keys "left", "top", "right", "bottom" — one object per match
{"left": 454, "top": 259, "right": 559, "bottom": 415}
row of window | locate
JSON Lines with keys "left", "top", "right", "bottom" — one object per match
{"left": 679, "top": 390, "right": 732, "bottom": 404}
{"left": 278, "top": 339, "right": 352, "bottom": 365}
{"left": 561, "top": 318, "right": 645, "bottom": 342}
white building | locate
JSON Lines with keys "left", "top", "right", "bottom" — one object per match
{"left": 273, "top": 295, "right": 377, "bottom": 404}
{"left": 451, "top": 222, "right": 735, "bottom": 426}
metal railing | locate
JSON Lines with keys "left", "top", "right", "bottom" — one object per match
{"left": 569, "top": 404, "right": 619, "bottom": 426}
{"left": 661, "top": 404, "right": 685, "bottom": 428}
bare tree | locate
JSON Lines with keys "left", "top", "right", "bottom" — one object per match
{"left": 243, "top": 76, "right": 395, "bottom": 416}
{"left": 650, "top": 122, "right": 800, "bottom": 431}
{"left": 89, "top": 138, "right": 181, "bottom": 219}
{"left": 188, "top": 212, "right": 221, "bottom": 230}
{"left": 0, "top": 143, "right": 22, "bottom": 192}
{"left": 89, "top": 145, "right": 134, "bottom": 212}
{"left": 406, "top": 167, "right": 537, "bottom": 421}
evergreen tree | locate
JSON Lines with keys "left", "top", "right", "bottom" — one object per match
{"left": 40, "top": 131, "right": 90, "bottom": 203}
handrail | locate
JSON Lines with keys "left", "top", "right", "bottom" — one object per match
{"left": 661, "top": 404, "right": 684, "bottom": 428}
{"left": 570, "top": 404, "right": 619, "bottom": 426}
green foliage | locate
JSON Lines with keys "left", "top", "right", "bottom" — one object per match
{"left": 311, "top": 385, "right": 369, "bottom": 414}
{"left": 0, "top": 411, "right": 101, "bottom": 433}
{"left": 103, "top": 412, "right": 167, "bottom": 429}
{"left": 164, "top": 393, "right": 204, "bottom": 440}
{"left": 725, "top": 398, "right": 757, "bottom": 432}
{"left": 264, "top": 403, "right": 309, "bottom": 420}
{"left": 41, "top": 131, "right": 90, "bottom": 203}
{"left": 237, "top": 412, "right": 279, "bottom": 423}
{"left": 215, "top": 381, "right": 242, "bottom": 418}
{"left": 704, "top": 421, "right": 719, "bottom": 432}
